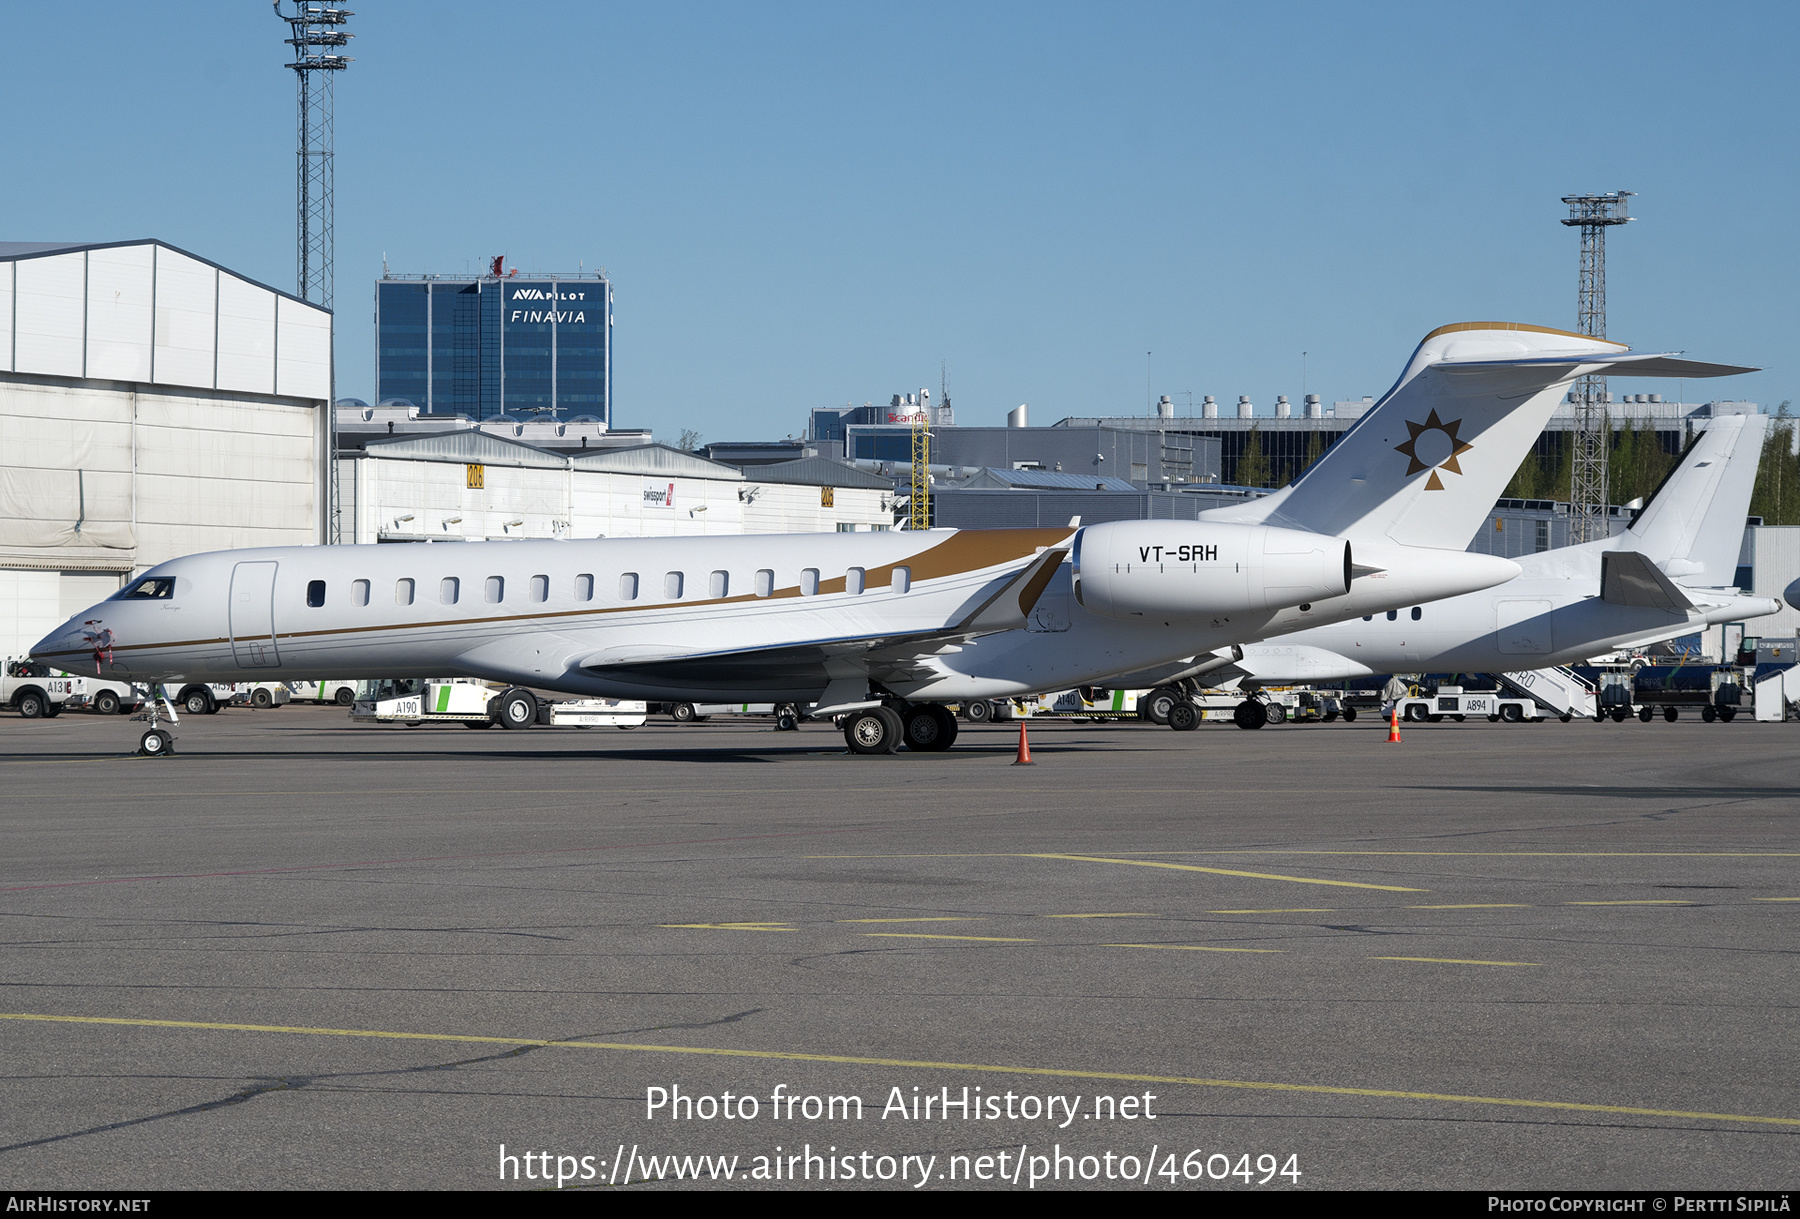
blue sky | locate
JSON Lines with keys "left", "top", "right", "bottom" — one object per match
{"left": 2, "top": 2, "right": 1794, "bottom": 440}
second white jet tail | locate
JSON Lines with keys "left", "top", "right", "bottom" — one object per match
{"left": 1202, "top": 321, "right": 1756, "bottom": 550}
{"left": 1602, "top": 412, "right": 1767, "bottom": 586}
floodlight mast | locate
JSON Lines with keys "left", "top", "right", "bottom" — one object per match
{"left": 275, "top": 2, "right": 353, "bottom": 543}
{"left": 1561, "top": 190, "right": 1633, "bottom": 544}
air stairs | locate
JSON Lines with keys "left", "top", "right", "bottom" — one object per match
{"left": 1496, "top": 667, "right": 1598, "bottom": 719}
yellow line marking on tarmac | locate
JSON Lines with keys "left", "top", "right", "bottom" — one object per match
{"left": 1410, "top": 904, "right": 1530, "bottom": 909}
{"left": 838, "top": 917, "right": 984, "bottom": 923}
{"left": 1563, "top": 901, "right": 1695, "bottom": 906}
{"left": 1109, "top": 943, "right": 1283, "bottom": 954}
{"left": 1373, "top": 957, "right": 1538, "bottom": 967}
{"left": 8, "top": 1012, "right": 1795, "bottom": 1129}
{"left": 1025, "top": 853, "right": 1427, "bottom": 893}
{"left": 1209, "top": 908, "right": 1333, "bottom": 914}
{"left": 659, "top": 922, "right": 795, "bottom": 931}
{"left": 810, "top": 851, "right": 1800, "bottom": 859}
{"left": 1041, "top": 913, "right": 1157, "bottom": 919}
{"left": 1753, "top": 898, "right": 1800, "bottom": 902}
{"left": 863, "top": 933, "right": 1034, "bottom": 943}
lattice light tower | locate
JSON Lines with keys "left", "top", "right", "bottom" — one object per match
{"left": 276, "top": 3, "right": 352, "bottom": 309}
{"left": 909, "top": 409, "right": 932, "bottom": 531}
{"left": 1561, "top": 191, "right": 1633, "bottom": 543}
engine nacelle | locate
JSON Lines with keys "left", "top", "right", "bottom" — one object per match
{"left": 1071, "top": 521, "right": 1350, "bottom": 619}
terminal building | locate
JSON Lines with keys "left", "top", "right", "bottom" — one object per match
{"left": 374, "top": 265, "right": 611, "bottom": 424}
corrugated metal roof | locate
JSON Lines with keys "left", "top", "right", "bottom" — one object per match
{"left": 572, "top": 444, "right": 745, "bottom": 480}
{"left": 0, "top": 238, "right": 330, "bottom": 313}
{"left": 359, "top": 429, "right": 570, "bottom": 470}
{"left": 741, "top": 457, "right": 892, "bottom": 489}
{"left": 961, "top": 468, "right": 1140, "bottom": 491}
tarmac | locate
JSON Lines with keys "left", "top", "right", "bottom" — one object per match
{"left": 2, "top": 704, "right": 1797, "bottom": 1190}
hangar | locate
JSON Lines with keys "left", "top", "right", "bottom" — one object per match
{"left": 0, "top": 239, "right": 332, "bottom": 656}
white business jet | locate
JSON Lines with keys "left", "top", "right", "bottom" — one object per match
{"left": 1120, "top": 401, "right": 1778, "bottom": 726}
{"left": 32, "top": 322, "right": 1749, "bottom": 755}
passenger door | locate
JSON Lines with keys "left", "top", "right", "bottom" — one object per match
{"left": 229, "top": 561, "right": 280, "bottom": 668}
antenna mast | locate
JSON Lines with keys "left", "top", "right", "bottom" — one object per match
{"left": 1561, "top": 190, "right": 1633, "bottom": 544}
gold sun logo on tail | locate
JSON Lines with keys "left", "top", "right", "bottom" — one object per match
{"left": 1394, "top": 409, "right": 1475, "bottom": 491}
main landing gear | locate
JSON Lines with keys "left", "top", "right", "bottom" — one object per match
{"left": 840, "top": 703, "right": 959, "bottom": 755}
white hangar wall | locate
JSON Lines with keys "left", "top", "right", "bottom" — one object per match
{"left": 0, "top": 240, "right": 331, "bottom": 659}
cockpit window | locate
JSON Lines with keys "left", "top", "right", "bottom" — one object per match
{"left": 113, "top": 576, "right": 176, "bottom": 600}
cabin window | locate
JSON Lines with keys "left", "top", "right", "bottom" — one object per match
{"left": 800, "top": 568, "right": 819, "bottom": 596}
{"left": 529, "top": 574, "right": 549, "bottom": 603}
{"left": 395, "top": 578, "right": 414, "bottom": 606}
{"left": 1411, "top": 606, "right": 1422, "bottom": 620}
{"left": 710, "top": 570, "right": 729, "bottom": 598}
{"left": 352, "top": 579, "right": 370, "bottom": 607}
{"left": 440, "top": 577, "right": 460, "bottom": 605}
{"left": 306, "top": 580, "right": 326, "bottom": 608}
{"left": 574, "top": 573, "right": 594, "bottom": 602}
{"left": 754, "top": 569, "right": 774, "bottom": 597}
{"left": 485, "top": 576, "right": 505, "bottom": 604}
{"left": 846, "top": 567, "right": 865, "bottom": 595}
{"left": 1386, "top": 609, "right": 1397, "bottom": 621}
{"left": 664, "top": 571, "right": 684, "bottom": 599}
{"left": 619, "top": 573, "right": 638, "bottom": 601}
{"left": 892, "top": 566, "right": 911, "bottom": 594}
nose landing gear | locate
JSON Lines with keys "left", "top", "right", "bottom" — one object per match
{"left": 131, "top": 685, "right": 178, "bottom": 757}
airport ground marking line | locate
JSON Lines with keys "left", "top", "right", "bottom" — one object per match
{"left": 1210, "top": 909, "right": 1334, "bottom": 914}
{"left": 808, "top": 852, "right": 1800, "bottom": 860}
{"left": 6, "top": 1013, "right": 1797, "bottom": 1131}
{"left": 1564, "top": 901, "right": 1695, "bottom": 907}
{"left": 1410, "top": 904, "right": 1530, "bottom": 910}
{"left": 660, "top": 923, "right": 794, "bottom": 932}
{"left": 1026, "top": 853, "right": 1428, "bottom": 893}
{"left": 863, "top": 933, "right": 1035, "bottom": 943}
{"left": 838, "top": 917, "right": 985, "bottom": 923}
{"left": 1041, "top": 913, "right": 1158, "bottom": 919}
{"left": 1373, "top": 957, "right": 1538, "bottom": 967}
{"left": 1109, "top": 944, "right": 1283, "bottom": 954}
{"left": 1754, "top": 898, "right": 1800, "bottom": 902}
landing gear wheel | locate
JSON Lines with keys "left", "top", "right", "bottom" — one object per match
{"left": 1701, "top": 705, "right": 1717, "bottom": 723}
{"left": 962, "top": 699, "right": 992, "bottom": 723}
{"left": 94, "top": 690, "right": 121, "bottom": 715}
{"left": 334, "top": 687, "right": 355, "bottom": 706}
{"left": 1264, "top": 702, "right": 1287, "bottom": 726}
{"left": 495, "top": 688, "right": 538, "bottom": 729}
{"left": 1342, "top": 706, "right": 1358, "bottom": 723}
{"left": 902, "top": 705, "right": 958, "bottom": 752}
{"left": 1232, "top": 700, "right": 1264, "bottom": 730}
{"left": 252, "top": 688, "right": 274, "bottom": 709}
{"left": 844, "top": 706, "right": 901, "bottom": 755}
{"left": 1638, "top": 706, "right": 1653, "bottom": 723}
{"left": 670, "top": 702, "right": 698, "bottom": 723}
{"left": 776, "top": 713, "right": 798, "bottom": 732}
{"left": 1167, "top": 702, "right": 1199, "bottom": 731}
{"left": 1144, "top": 687, "right": 1180, "bottom": 726}
{"left": 139, "top": 729, "right": 173, "bottom": 757}
{"left": 184, "top": 689, "right": 212, "bottom": 716}
{"left": 1663, "top": 706, "right": 1679, "bottom": 722}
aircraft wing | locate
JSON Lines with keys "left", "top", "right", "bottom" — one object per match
{"left": 1600, "top": 550, "right": 1696, "bottom": 613}
{"left": 577, "top": 543, "right": 1071, "bottom": 690}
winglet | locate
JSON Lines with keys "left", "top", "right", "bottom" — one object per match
{"left": 955, "top": 544, "right": 1071, "bottom": 635}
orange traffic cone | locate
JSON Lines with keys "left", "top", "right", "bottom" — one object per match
{"left": 1387, "top": 708, "right": 1402, "bottom": 743}
{"left": 1012, "top": 718, "right": 1035, "bottom": 765}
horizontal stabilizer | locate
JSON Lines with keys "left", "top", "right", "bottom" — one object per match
{"left": 1438, "top": 353, "right": 1758, "bottom": 378}
{"left": 1601, "top": 550, "right": 1694, "bottom": 613}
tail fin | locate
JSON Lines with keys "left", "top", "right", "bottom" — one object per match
{"left": 1614, "top": 412, "right": 1766, "bottom": 585}
{"left": 1202, "top": 322, "right": 1756, "bottom": 549}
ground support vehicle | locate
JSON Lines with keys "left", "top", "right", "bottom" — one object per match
{"left": 66, "top": 676, "right": 143, "bottom": 715}
{"left": 353, "top": 679, "right": 517, "bottom": 727}
{"left": 1396, "top": 686, "right": 1541, "bottom": 724}
{"left": 240, "top": 682, "right": 291, "bottom": 710}
{"left": 3, "top": 659, "right": 78, "bottom": 718}
{"left": 286, "top": 680, "right": 359, "bottom": 707}
{"left": 657, "top": 701, "right": 805, "bottom": 730}
{"left": 162, "top": 682, "right": 248, "bottom": 716}
{"left": 1020, "top": 687, "right": 1140, "bottom": 720}
{"left": 1630, "top": 665, "right": 1752, "bottom": 723}
{"left": 547, "top": 699, "right": 648, "bottom": 728}
{"left": 1755, "top": 666, "right": 1800, "bottom": 721}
